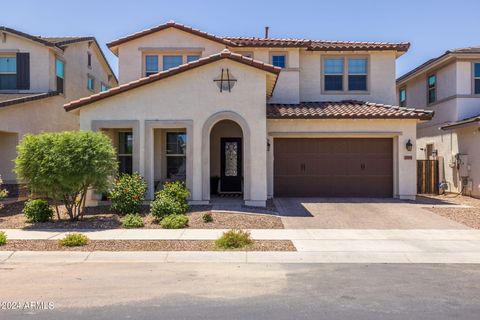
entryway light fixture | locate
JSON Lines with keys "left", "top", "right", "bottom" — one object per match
{"left": 406, "top": 139, "right": 413, "bottom": 152}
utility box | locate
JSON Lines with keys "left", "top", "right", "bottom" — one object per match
{"left": 458, "top": 154, "right": 469, "bottom": 177}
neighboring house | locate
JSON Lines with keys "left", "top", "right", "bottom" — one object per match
{"left": 64, "top": 21, "right": 432, "bottom": 207}
{"left": 397, "top": 47, "right": 480, "bottom": 197}
{"left": 0, "top": 27, "right": 118, "bottom": 196}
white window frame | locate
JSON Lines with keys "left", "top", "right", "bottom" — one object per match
{"left": 399, "top": 87, "right": 407, "bottom": 107}
{"left": 165, "top": 131, "right": 187, "bottom": 180}
{"left": 427, "top": 74, "right": 437, "bottom": 105}
{"left": 321, "top": 55, "right": 370, "bottom": 94}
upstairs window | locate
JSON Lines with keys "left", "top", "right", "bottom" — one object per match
{"left": 87, "top": 52, "right": 92, "bottom": 68}
{"left": 348, "top": 58, "right": 367, "bottom": 91}
{"left": 186, "top": 55, "right": 200, "bottom": 63}
{"left": 55, "top": 58, "right": 65, "bottom": 94}
{"left": 474, "top": 63, "right": 480, "bottom": 94}
{"left": 271, "top": 55, "right": 286, "bottom": 68}
{"left": 87, "top": 75, "right": 95, "bottom": 91}
{"left": 100, "top": 82, "right": 109, "bottom": 92}
{"left": 399, "top": 87, "right": 407, "bottom": 107}
{"left": 162, "top": 55, "right": 183, "bottom": 71}
{"left": 145, "top": 55, "right": 158, "bottom": 76}
{"left": 324, "top": 58, "right": 344, "bottom": 91}
{"left": 0, "top": 56, "right": 17, "bottom": 90}
{"left": 427, "top": 74, "right": 436, "bottom": 104}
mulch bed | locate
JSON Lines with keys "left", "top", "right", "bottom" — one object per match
{"left": 0, "top": 201, "right": 284, "bottom": 229}
{"left": 420, "top": 194, "right": 480, "bottom": 229}
{"left": 0, "top": 240, "right": 295, "bottom": 251}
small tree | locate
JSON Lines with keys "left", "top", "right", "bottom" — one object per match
{"left": 0, "top": 176, "right": 8, "bottom": 210}
{"left": 15, "top": 131, "right": 118, "bottom": 220}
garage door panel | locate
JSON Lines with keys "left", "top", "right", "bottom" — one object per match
{"left": 274, "top": 138, "right": 393, "bottom": 197}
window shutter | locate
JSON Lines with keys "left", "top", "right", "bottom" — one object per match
{"left": 16, "top": 52, "right": 30, "bottom": 90}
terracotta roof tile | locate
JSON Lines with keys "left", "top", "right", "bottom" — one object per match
{"left": 267, "top": 101, "right": 433, "bottom": 120}
{"left": 106, "top": 21, "right": 409, "bottom": 53}
{"left": 65, "top": 49, "right": 281, "bottom": 112}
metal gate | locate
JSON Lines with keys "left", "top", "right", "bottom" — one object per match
{"left": 417, "top": 160, "right": 439, "bottom": 194}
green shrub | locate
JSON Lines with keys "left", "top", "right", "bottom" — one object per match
{"left": 215, "top": 229, "right": 253, "bottom": 250}
{"left": 22, "top": 199, "right": 54, "bottom": 223}
{"left": 0, "top": 176, "right": 8, "bottom": 210}
{"left": 110, "top": 173, "right": 147, "bottom": 215}
{"left": 15, "top": 131, "right": 118, "bottom": 221}
{"left": 160, "top": 214, "right": 189, "bottom": 229}
{"left": 150, "top": 181, "right": 190, "bottom": 220}
{"left": 121, "top": 213, "right": 144, "bottom": 229}
{"left": 58, "top": 233, "right": 89, "bottom": 247}
{"left": 0, "top": 231, "right": 6, "bottom": 246}
{"left": 202, "top": 212, "right": 214, "bottom": 223}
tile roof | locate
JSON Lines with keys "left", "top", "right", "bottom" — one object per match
{"left": 38, "top": 36, "right": 95, "bottom": 47}
{"left": 106, "top": 21, "right": 409, "bottom": 53}
{"left": 397, "top": 46, "right": 480, "bottom": 83}
{"left": 65, "top": 49, "right": 281, "bottom": 112}
{"left": 440, "top": 113, "right": 480, "bottom": 130}
{"left": 0, "top": 92, "right": 60, "bottom": 109}
{"left": 267, "top": 101, "right": 434, "bottom": 120}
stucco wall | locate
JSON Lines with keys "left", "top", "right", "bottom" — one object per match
{"left": 456, "top": 125, "right": 480, "bottom": 198}
{"left": 0, "top": 33, "right": 53, "bottom": 92}
{"left": 0, "top": 131, "right": 18, "bottom": 182}
{"left": 78, "top": 59, "right": 269, "bottom": 204}
{"left": 299, "top": 51, "right": 397, "bottom": 105}
{"left": 267, "top": 119, "right": 418, "bottom": 199}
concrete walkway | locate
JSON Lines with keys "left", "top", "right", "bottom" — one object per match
{"left": 2, "top": 228, "right": 480, "bottom": 263}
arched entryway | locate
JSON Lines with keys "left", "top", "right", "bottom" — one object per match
{"left": 201, "top": 111, "right": 251, "bottom": 203}
{"left": 209, "top": 120, "right": 243, "bottom": 195}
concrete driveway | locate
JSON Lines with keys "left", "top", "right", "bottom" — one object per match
{"left": 274, "top": 197, "right": 470, "bottom": 229}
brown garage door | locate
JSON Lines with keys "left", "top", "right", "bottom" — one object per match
{"left": 274, "top": 138, "right": 393, "bottom": 197}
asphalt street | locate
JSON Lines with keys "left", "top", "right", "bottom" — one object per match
{"left": 1, "top": 262, "right": 479, "bottom": 319}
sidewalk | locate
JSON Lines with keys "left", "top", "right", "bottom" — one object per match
{"left": 2, "top": 228, "right": 480, "bottom": 263}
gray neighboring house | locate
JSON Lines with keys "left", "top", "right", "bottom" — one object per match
{"left": 0, "top": 27, "right": 118, "bottom": 196}
{"left": 397, "top": 46, "right": 480, "bottom": 197}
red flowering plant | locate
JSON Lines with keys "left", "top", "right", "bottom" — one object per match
{"left": 109, "top": 173, "right": 147, "bottom": 215}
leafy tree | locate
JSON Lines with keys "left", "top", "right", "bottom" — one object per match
{"left": 15, "top": 131, "right": 118, "bottom": 220}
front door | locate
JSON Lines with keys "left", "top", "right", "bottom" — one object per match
{"left": 220, "top": 137, "right": 242, "bottom": 193}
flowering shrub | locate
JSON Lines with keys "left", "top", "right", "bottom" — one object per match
{"left": 150, "top": 181, "right": 190, "bottom": 220}
{"left": 0, "top": 176, "right": 8, "bottom": 210}
{"left": 109, "top": 173, "right": 147, "bottom": 215}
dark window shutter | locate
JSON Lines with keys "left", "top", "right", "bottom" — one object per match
{"left": 16, "top": 52, "right": 30, "bottom": 90}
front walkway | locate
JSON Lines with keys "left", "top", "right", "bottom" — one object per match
{"left": 2, "top": 228, "right": 480, "bottom": 263}
{"left": 275, "top": 197, "right": 470, "bottom": 229}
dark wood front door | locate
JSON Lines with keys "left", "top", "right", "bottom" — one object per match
{"left": 274, "top": 138, "right": 393, "bottom": 197}
{"left": 220, "top": 137, "right": 242, "bottom": 193}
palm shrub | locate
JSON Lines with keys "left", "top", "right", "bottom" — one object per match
{"left": 15, "top": 131, "right": 118, "bottom": 221}
{"left": 150, "top": 181, "right": 190, "bottom": 220}
{"left": 110, "top": 173, "right": 147, "bottom": 215}
{"left": 0, "top": 176, "right": 8, "bottom": 210}
{"left": 23, "top": 199, "right": 54, "bottom": 223}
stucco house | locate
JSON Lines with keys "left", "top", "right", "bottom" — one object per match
{"left": 0, "top": 26, "right": 118, "bottom": 196}
{"left": 397, "top": 47, "right": 480, "bottom": 198}
{"left": 64, "top": 21, "right": 433, "bottom": 207}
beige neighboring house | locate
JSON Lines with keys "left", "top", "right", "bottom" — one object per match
{"left": 64, "top": 21, "right": 433, "bottom": 207}
{"left": 397, "top": 47, "right": 480, "bottom": 198}
{"left": 0, "top": 26, "right": 118, "bottom": 196}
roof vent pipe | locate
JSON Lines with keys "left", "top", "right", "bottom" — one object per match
{"left": 265, "top": 26, "right": 269, "bottom": 39}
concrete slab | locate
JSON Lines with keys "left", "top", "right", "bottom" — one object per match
{"left": 2, "top": 229, "right": 63, "bottom": 240}
{"left": 292, "top": 239, "right": 424, "bottom": 252}
{"left": 0, "top": 251, "right": 14, "bottom": 262}
{"left": 114, "top": 229, "right": 186, "bottom": 240}
{"left": 49, "top": 229, "right": 126, "bottom": 240}
{"left": 166, "top": 251, "right": 246, "bottom": 263}
{"left": 275, "top": 197, "right": 470, "bottom": 229}
{"left": 7, "top": 251, "right": 90, "bottom": 263}
{"left": 180, "top": 229, "right": 227, "bottom": 240}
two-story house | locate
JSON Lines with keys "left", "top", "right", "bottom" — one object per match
{"left": 64, "top": 21, "right": 433, "bottom": 207}
{"left": 397, "top": 47, "right": 480, "bottom": 198}
{"left": 0, "top": 27, "right": 118, "bottom": 196}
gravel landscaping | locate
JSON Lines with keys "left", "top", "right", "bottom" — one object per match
{"left": 0, "top": 201, "right": 284, "bottom": 229}
{"left": 0, "top": 240, "right": 295, "bottom": 251}
{"left": 421, "top": 194, "right": 480, "bottom": 229}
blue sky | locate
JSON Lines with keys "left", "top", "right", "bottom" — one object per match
{"left": 3, "top": 0, "right": 480, "bottom": 77}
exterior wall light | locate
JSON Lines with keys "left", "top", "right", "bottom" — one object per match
{"left": 406, "top": 139, "right": 413, "bottom": 152}
{"left": 267, "top": 139, "right": 271, "bottom": 151}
